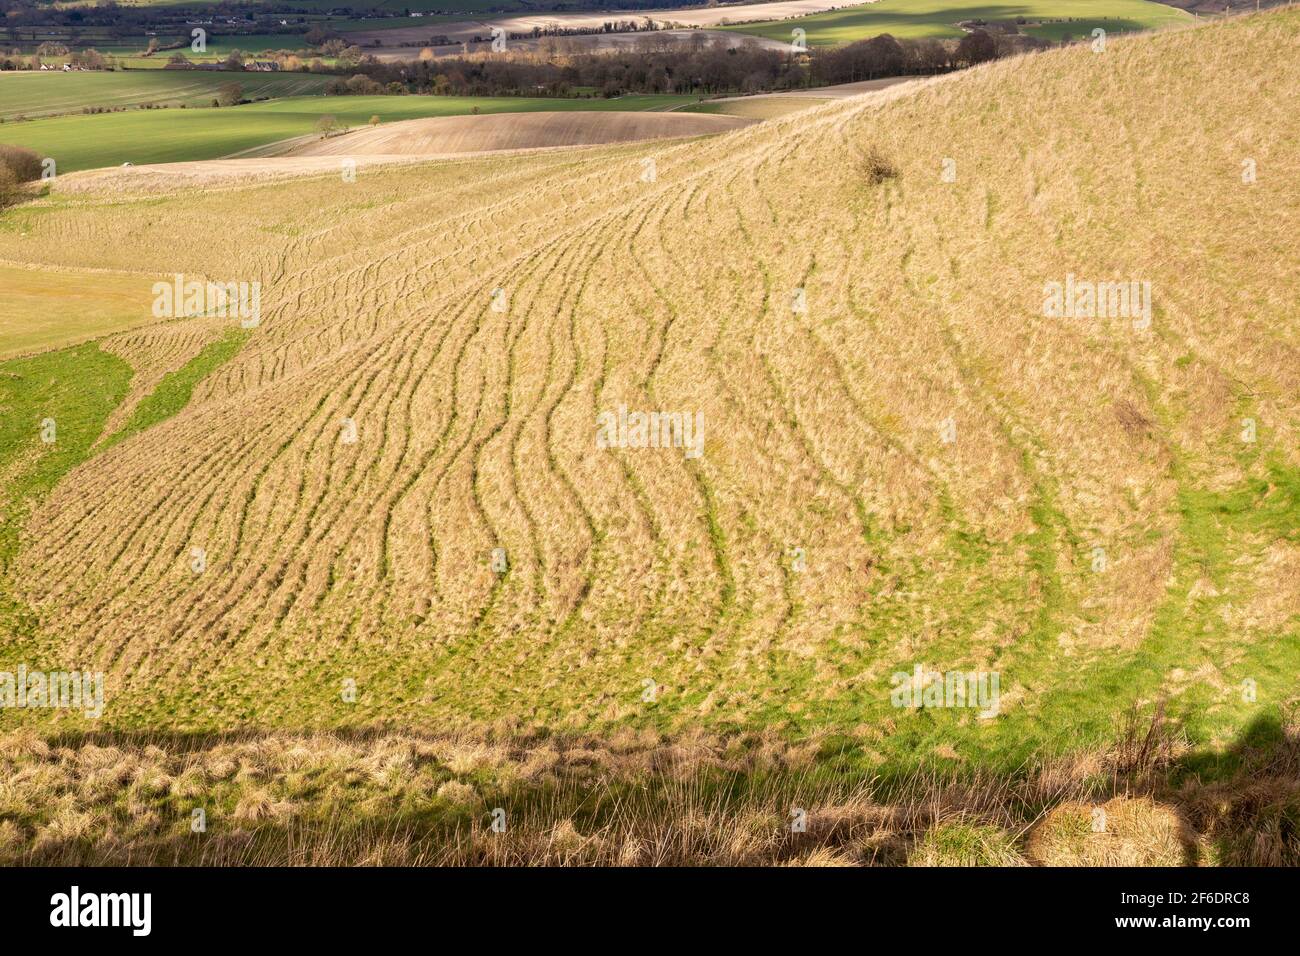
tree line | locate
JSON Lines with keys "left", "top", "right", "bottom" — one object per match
{"left": 327, "top": 31, "right": 1046, "bottom": 99}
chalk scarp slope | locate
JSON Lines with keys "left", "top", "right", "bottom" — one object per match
{"left": 11, "top": 12, "right": 1299, "bottom": 744}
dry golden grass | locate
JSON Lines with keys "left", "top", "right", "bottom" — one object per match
{"left": 1026, "top": 796, "right": 1192, "bottom": 866}
{"left": 96, "top": 316, "right": 229, "bottom": 438}
{"left": 1, "top": 708, "right": 1297, "bottom": 866}
{"left": 0, "top": 12, "right": 1296, "bottom": 751}
{"left": 0, "top": 262, "right": 160, "bottom": 359}
{"left": 685, "top": 97, "right": 834, "bottom": 120}
{"left": 52, "top": 156, "right": 435, "bottom": 195}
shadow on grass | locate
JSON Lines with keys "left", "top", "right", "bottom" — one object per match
{"left": 8, "top": 705, "right": 1300, "bottom": 866}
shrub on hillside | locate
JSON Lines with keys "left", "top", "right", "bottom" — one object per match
{"left": 862, "top": 146, "right": 899, "bottom": 185}
{"left": 345, "top": 74, "right": 383, "bottom": 95}
{"left": 218, "top": 82, "right": 244, "bottom": 107}
{"left": 0, "top": 144, "right": 43, "bottom": 183}
{"left": 0, "top": 166, "right": 21, "bottom": 209}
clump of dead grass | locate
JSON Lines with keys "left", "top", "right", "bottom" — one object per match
{"left": 1026, "top": 796, "right": 1191, "bottom": 866}
{"left": 861, "top": 145, "right": 899, "bottom": 185}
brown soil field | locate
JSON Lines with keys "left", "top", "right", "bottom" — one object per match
{"left": 287, "top": 110, "right": 756, "bottom": 158}
{"left": 50, "top": 112, "right": 754, "bottom": 193}
{"left": 684, "top": 77, "right": 921, "bottom": 118}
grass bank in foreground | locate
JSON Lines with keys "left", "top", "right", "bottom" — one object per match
{"left": 2, "top": 707, "right": 1297, "bottom": 865}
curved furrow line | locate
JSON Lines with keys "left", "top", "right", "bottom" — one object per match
{"left": 268, "top": 282, "right": 488, "bottom": 634}
{"left": 432, "top": 227, "right": 606, "bottom": 638}
{"left": 476, "top": 220, "right": 616, "bottom": 630}
{"left": 244, "top": 295, "right": 461, "bottom": 649}
{"left": 130, "top": 301, "right": 452, "bottom": 679}
{"left": 529, "top": 210, "right": 610, "bottom": 632}
{"left": 622, "top": 180, "right": 742, "bottom": 641}
{"left": 382, "top": 230, "right": 590, "bottom": 630}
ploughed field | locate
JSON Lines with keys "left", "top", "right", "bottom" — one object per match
{"left": 286, "top": 110, "right": 755, "bottom": 157}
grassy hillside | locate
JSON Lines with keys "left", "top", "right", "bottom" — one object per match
{"left": 723, "top": 0, "right": 1194, "bottom": 45}
{"left": 0, "top": 71, "right": 333, "bottom": 121}
{"left": 0, "top": 264, "right": 159, "bottom": 359}
{"left": 0, "top": 93, "right": 695, "bottom": 172}
{"left": 0, "top": 9, "right": 1296, "bottom": 864}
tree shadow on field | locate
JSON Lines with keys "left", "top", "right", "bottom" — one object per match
{"left": 9, "top": 709, "right": 1300, "bottom": 866}
{"left": 1163, "top": 710, "right": 1300, "bottom": 866}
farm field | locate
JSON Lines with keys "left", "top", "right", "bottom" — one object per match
{"left": 680, "top": 95, "right": 832, "bottom": 118}
{"left": 9, "top": 33, "right": 319, "bottom": 57}
{"left": 0, "top": 9, "right": 1296, "bottom": 867}
{"left": 722, "top": 0, "right": 1195, "bottom": 44}
{"left": 344, "top": 0, "right": 863, "bottom": 47}
{"left": 0, "top": 93, "right": 697, "bottom": 172}
{"left": 287, "top": 110, "right": 755, "bottom": 156}
{"left": 331, "top": 14, "right": 481, "bottom": 32}
{"left": 0, "top": 264, "right": 159, "bottom": 359}
{"left": 105, "top": 0, "right": 525, "bottom": 9}
{"left": 0, "top": 71, "right": 334, "bottom": 121}
{"left": 677, "top": 77, "right": 918, "bottom": 118}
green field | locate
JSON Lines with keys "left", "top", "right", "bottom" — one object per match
{"left": 330, "top": 14, "right": 476, "bottom": 32}
{"left": 196, "top": 33, "right": 318, "bottom": 53}
{"left": 0, "top": 71, "right": 334, "bottom": 120}
{"left": 0, "top": 93, "right": 696, "bottom": 171}
{"left": 8, "top": 27, "right": 368, "bottom": 58}
{"left": 722, "top": 0, "right": 1195, "bottom": 45}
{"left": 85, "top": 0, "right": 524, "bottom": 10}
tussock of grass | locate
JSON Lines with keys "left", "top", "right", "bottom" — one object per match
{"left": 3, "top": 708, "right": 1299, "bottom": 866}
{"left": 908, "top": 822, "right": 1026, "bottom": 866}
{"left": 861, "top": 146, "right": 900, "bottom": 184}
{"left": 1026, "top": 796, "right": 1191, "bottom": 866}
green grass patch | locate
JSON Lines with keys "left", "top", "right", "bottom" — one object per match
{"left": 0, "top": 343, "right": 132, "bottom": 651}
{"left": 0, "top": 93, "right": 698, "bottom": 172}
{"left": 0, "top": 70, "right": 334, "bottom": 121}
{"left": 101, "top": 327, "right": 249, "bottom": 451}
